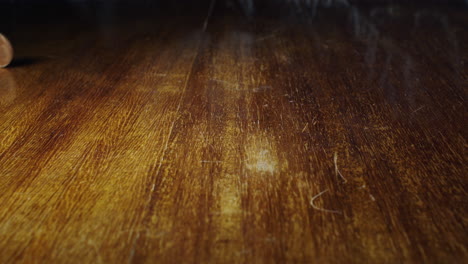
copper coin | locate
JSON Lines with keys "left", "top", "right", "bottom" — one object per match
{"left": 0, "top": 34, "right": 14, "bottom": 68}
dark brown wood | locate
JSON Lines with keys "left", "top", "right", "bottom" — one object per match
{"left": 0, "top": 2, "right": 466, "bottom": 263}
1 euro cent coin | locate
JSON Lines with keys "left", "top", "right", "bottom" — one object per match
{"left": 0, "top": 34, "right": 13, "bottom": 68}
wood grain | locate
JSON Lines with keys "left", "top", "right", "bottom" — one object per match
{"left": 0, "top": 2, "right": 466, "bottom": 263}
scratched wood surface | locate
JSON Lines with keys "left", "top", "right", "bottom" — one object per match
{"left": 0, "top": 2, "right": 467, "bottom": 263}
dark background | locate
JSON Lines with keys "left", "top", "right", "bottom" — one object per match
{"left": 1, "top": 0, "right": 467, "bottom": 23}
{"left": 0, "top": 0, "right": 466, "bottom": 52}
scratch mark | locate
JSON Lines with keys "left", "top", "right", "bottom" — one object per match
{"left": 201, "top": 160, "right": 223, "bottom": 163}
{"left": 411, "top": 105, "right": 425, "bottom": 115}
{"left": 310, "top": 189, "right": 342, "bottom": 214}
{"left": 311, "top": 116, "right": 317, "bottom": 125}
{"left": 301, "top": 123, "right": 309, "bottom": 133}
{"left": 334, "top": 152, "right": 347, "bottom": 183}
{"left": 369, "top": 194, "right": 376, "bottom": 201}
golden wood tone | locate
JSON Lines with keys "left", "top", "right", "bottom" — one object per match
{"left": 0, "top": 2, "right": 466, "bottom": 263}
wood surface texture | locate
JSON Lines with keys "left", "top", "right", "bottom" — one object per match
{"left": 0, "top": 1, "right": 467, "bottom": 263}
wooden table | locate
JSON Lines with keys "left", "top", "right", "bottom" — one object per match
{"left": 0, "top": 1, "right": 466, "bottom": 263}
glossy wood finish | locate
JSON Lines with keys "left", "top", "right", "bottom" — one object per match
{"left": 0, "top": 2, "right": 467, "bottom": 263}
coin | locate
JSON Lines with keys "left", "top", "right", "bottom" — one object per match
{"left": 0, "top": 34, "right": 14, "bottom": 68}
